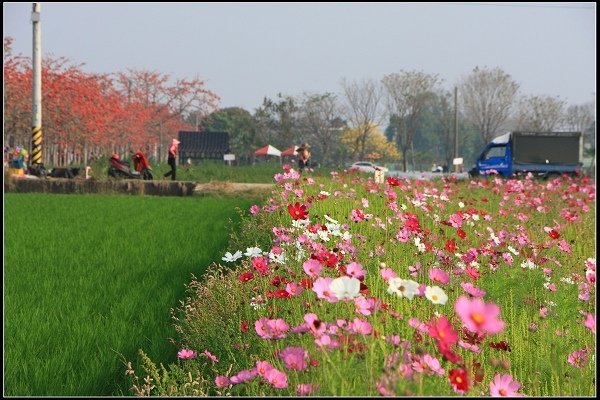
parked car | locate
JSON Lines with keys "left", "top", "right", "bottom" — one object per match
{"left": 349, "top": 161, "right": 389, "bottom": 173}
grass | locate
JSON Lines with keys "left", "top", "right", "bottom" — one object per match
{"left": 3, "top": 193, "right": 263, "bottom": 396}
{"left": 130, "top": 172, "right": 596, "bottom": 396}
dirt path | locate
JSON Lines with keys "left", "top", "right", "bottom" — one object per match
{"left": 194, "top": 181, "right": 274, "bottom": 197}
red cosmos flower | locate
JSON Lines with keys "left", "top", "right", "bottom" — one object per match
{"left": 489, "top": 340, "right": 512, "bottom": 352}
{"left": 386, "top": 176, "right": 401, "bottom": 186}
{"left": 405, "top": 214, "right": 421, "bottom": 232}
{"left": 548, "top": 229, "right": 560, "bottom": 239}
{"left": 471, "top": 361, "right": 484, "bottom": 384}
{"left": 359, "top": 282, "right": 369, "bottom": 294}
{"left": 240, "top": 320, "right": 249, "bottom": 333}
{"left": 270, "top": 276, "right": 285, "bottom": 287}
{"left": 449, "top": 368, "right": 469, "bottom": 393}
{"left": 239, "top": 271, "right": 254, "bottom": 282}
{"left": 445, "top": 239, "right": 457, "bottom": 253}
{"left": 288, "top": 202, "right": 308, "bottom": 220}
{"left": 437, "top": 340, "right": 463, "bottom": 364}
{"left": 269, "top": 289, "right": 291, "bottom": 299}
{"left": 461, "top": 328, "right": 486, "bottom": 345}
{"left": 465, "top": 266, "right": 480, "bottom": 280}
{"left": 318, "top": 251, "right": 338, "bottom": 267}
{"left": 457, "top": 228, "right": 467, "bottom": 239}
{"left": 299, "top": 278, "right": 313, "bottom": 289}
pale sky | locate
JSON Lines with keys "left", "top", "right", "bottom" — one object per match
{"left": 3, "top": 2, "right": 596, "bottom": 112}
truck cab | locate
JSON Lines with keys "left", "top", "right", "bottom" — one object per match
{"left": 470, "top": 133, "right": 512, "bottom": 177}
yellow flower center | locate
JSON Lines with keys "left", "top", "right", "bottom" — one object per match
{"left": 471, "top": 312, "right": 485, "bottom": 325}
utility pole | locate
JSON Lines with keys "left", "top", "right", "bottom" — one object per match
{"left": 31, "top": 3, "right": 43, "bottom": 169}
{"left": 454, "top": 86, "right": 459, "bottom": 172}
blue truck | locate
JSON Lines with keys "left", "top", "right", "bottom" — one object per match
{"left": 468, "top": 131, "right": 583, "bottom": 178}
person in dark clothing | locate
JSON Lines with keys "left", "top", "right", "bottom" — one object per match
{"left": 296, "top": 143, "right": 311, "bottom": 173}
{"left": 163, "top": 138, "right": 180, "bottom": 180}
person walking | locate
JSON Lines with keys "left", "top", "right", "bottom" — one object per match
{"left": 163, "top": 138, "right": 180, "bottom": 180}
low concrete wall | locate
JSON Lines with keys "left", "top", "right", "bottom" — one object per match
{"left": 4, "top": 176, "right": 197, "bottom": 197}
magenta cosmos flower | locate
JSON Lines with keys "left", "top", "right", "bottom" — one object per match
{"left": 177, "top": 349, "right": 197, "bottom": 360}
{"left": 455, "top": 295, "right": 505, "bottom": 335}
{"left": 489, "top": 374, "right": 524, "bottom": 397}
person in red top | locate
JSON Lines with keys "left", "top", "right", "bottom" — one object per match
{"left": 163, "top": 138, "right": 180, "bottom": 180}
{"left": 132, "top": 150, "right": 152, "bottom": 180}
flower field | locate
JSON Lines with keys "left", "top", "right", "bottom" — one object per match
{"left": 129, "top": 169, "right": 596, "bottom": 396}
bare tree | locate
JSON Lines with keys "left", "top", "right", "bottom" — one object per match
{"left": 340, "top": 78, "right": 384, "bottom": 160}
{"left": 297, "top": 92, "right": 344, "bottom": 166}
{"left": 564, "top": 101, "right": 596, "bottom": 174}
{"left": 564, "top": 102, "right": 595, "bottom": 133}
{"left": 459, "top": 66, "right": 520, "bottom": 143}
{"left": 382, "top": 70, "right": 440, "bottom": 171}
{"left": 514, "top": 95, "right": 566, "bottom": 131}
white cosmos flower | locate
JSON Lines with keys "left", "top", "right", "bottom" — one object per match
{"left": 342, "top": 231, "right": 352, "bottom": 241}
{"left": 324, "top": 214, "right": 338, "bottom": 224}
{"left": 508, "top": 246, "right": 519, "bottom": 255}
{"left": 222, "top": 250, "right": 243, "bottom": 263}
{"left": 244, "top": 247, "right": 263, "bottom": 258}
{"left": 425, "top": 286, "right": 448, "bottom": 305}
{"left": 414, "top": 237, "right": 426, "bottom": 253}
{"left": 521, "top": 259, "right": 537, "bottom": 270}
{"left": 269, "top": 252, "right": 286, "bottom": 265}
{"left": 387, "top": 278, "right": 420, "bottom": 300}
{"left": 458, "top": 201, "right": 465, "bottom": 208}
{"left": 330, "top": 276, "right": 361, "bottom": 301}
{"left": 292, "top": 219, "right": 310, "bottom": 229}
{"left": 317, "top": 229, "right": 330, "bottom": 242}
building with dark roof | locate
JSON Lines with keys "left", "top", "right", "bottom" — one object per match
{"left": 178, "top": 131, "right": 230, "bottom": 162}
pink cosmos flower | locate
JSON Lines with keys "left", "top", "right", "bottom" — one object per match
{"left": 177, "top": 349, "right": 197, "bottom": 360}
{"left": 279, "top": 346, "right": 308, "bottom": 371}
{"left": 557, "top": 240, "right": 572, "bottom": 253}
{"left": 303, "top": 258, "right": 323, "bottom": 277}
{"left": 455, "top": 295, "right": 505, "bottom": 335}
{"left": 351, "top": 208, "right": 366, "bottom": 222}
{"left": 297, "top": 383, "right": 319, "bottom": 396}
{"left": 263, "top": 368, "right": 288, "bottom": 389}
{"left": 584, "top": 313, "right": 595, "bottom": 334}
{"left": 448, "top": 212, "right": 464, "bottom": 228}
{"left": 285, "top": 282, "right": 303, "bottom": 297}
{"left": 355, "top": 296, "right": 378, "bottom": 316}
{"left": 567, "top": 348, "right": 590, "bottom": 368}
{"left": 380, "top": 268, "right": 398, "bottom": 282}
{"left": 256, "top": 360, "right": 274, "bottom": 377}
{"left": 229, "top": 368, "right": 257, "bottom": 384}
{"left": 249, "top": 204, "right": 260, "bottom": 215}
{"left": 312, "top": 277, "right": 337, "bottom": 302}
{"left": 203, "top": 350, "right": 218, "bottom": 363}
{"left": 346, "top": 261, "right": 366, "bottom": 280}
{"left": 489, "top": 374, "right": 524, "bottom": 397}
{"left": 349, "top": 317, "right": 372, "bottom": 335}
{"left": 423, "top": 354, "right": 445, "bottom": 376}
{"left": 252, "top": 256, "right": 269, "bottom": 275}
{"left": 460, "top": 281, "right": 486, "bottom": 297}
{"left": 214, "top": 375, "right": 230, "bottom": 387}
{"left": 304, "top": 313, "right": 327, "bottom": 337}
{"left": 429, "top": 268, "right": 450, "bottom": 284}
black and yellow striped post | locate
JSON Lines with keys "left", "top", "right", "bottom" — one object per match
{"left": 31, "top": 125, "right": 42, "bottom": 165}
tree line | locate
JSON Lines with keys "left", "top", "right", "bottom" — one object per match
{"left": 4, "top": 37, "right": 595, "bottom": 171}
